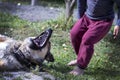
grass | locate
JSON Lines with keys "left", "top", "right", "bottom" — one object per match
{"left": 0, "top": 12, "right": 120, "bottom": 80}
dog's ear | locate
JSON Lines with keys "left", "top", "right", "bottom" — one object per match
{"left": 29, "top": 39, "right": 40, "bottom": 50}
{"left": 30, "top": 28, "right": 53, "bottom": 50}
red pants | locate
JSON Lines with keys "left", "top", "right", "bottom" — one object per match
{"left": 70, "top": 15, "right": 113, "bottom": 69}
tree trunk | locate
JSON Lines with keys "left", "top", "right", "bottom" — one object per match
{"left": 31, "top": 0, "right": 37, "bottom": 6}
{"left": 64, "top": 0, "right": 76, "bottom": 21}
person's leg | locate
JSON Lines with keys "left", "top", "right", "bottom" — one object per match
{"left": 70, "top": 15, "right": 89, "bottom": 55}
{"left": 68, "top": 15, "right": 89, "bottom": 66}
{"left": 70, "top": 19, "right": 113, "bottom": 75}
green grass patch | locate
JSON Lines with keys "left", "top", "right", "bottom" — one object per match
{"left": 0, "top": 12, "right": 29, "bottom": 28}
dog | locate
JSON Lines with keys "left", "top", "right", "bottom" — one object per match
{"left": 0, "top": 28, "right": 54, "bottom": 71}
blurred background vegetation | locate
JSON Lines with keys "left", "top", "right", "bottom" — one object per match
{"left": 1, "top": 0, "right": 65, "bottom": 7}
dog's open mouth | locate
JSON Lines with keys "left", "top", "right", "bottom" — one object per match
{"left": 30, "top": 28, "right": 53, "bottom": 50}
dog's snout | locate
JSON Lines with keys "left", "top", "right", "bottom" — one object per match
{"left": 49, "top": 54, "right": 54, "bottom": 62}
{"left": 45, "top": 52, "right": 54, "bottom": 62}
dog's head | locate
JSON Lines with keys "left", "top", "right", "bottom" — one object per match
{"left": 19, "top": 28, "right": 54, "bottom": 66}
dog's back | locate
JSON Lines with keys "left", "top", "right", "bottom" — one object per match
{"left": 0, "top": 34, "right": 24, "bottom": 71}
{"left": 0, "top": 34, "right": 15, "bottom": 49}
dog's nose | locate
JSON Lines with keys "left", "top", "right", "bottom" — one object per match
{"left": 45, "top": 52, "right": 54, "bottom": 62}
{"left": 49, "top": 56, "right": 54, "bottom": 62}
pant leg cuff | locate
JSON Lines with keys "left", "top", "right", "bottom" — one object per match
{"left": 77, "top": 64, "right": 86, "bottom": 69}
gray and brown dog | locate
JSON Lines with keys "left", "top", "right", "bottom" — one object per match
{"left": 0, "top": 28, "right": 54, "bottom": 71}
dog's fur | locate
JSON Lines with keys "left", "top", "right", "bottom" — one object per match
{"left": 0, "top": 32, "right": 54, "bottom": 71}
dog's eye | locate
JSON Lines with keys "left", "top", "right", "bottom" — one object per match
{"left": 29, "top": 41, "right": 40, "bottom": 50}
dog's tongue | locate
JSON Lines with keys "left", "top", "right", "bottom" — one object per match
{"left": 32, "top": 28, "right": 53, "bottom": 48}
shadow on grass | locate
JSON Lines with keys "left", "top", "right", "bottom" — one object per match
{"left": 104, "top": 33, "right": 120, "bottom": 70}
{"left": 0, "top": 27, "right": 12, "bottom": 37}
{"left": 0, "top": 12, "right": 14, "bottom": 36}
{"left": 43, "top": 63, "right": 72, "bottom": 74}
{"left": 86, "top": 67, "right": 120, "bottom": 77}
{"left": 87, "top": 32, "right": 120, "bottom": 80}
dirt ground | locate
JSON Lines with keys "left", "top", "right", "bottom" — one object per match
{"left": 0, "top": 2, "right": 77, "bottom": 22}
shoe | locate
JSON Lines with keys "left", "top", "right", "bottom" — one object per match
{"left": 67, "top": 60, "right": 77, "bottom": 66}
{"left": 69, "top": 66, "right": 84, "bottom": 76}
